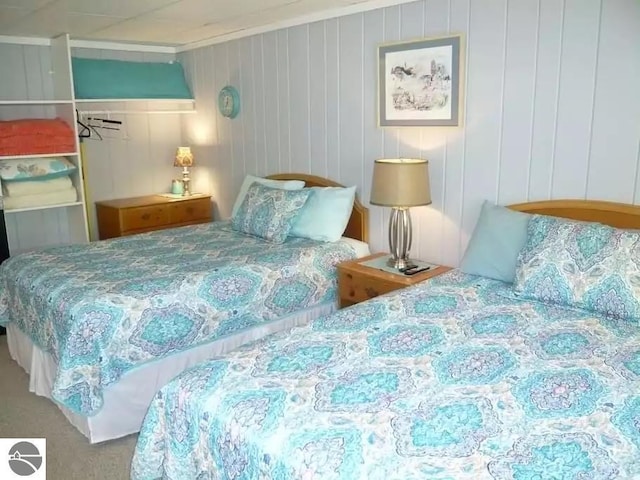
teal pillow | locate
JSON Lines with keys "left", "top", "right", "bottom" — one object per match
{"left": 290, "top": 186, "right": 356, "bottom": 242}
{"left": 232, "top": 183, "right": 311, "bottom": 244}
{"left": 459, "top": 200, "right": 531, "bottom": 283}
{"left": 231, "top": 175, "right": 305, "bottom": 218}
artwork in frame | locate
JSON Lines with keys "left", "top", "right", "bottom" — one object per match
{"left": 379, "top": 35, "right": 462, "bottom": 127}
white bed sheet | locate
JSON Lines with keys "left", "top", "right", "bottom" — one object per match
{"left": 339, "top": 236, "right": 370, "bottom": 257}
{"left": 7, "top": 301, "right": 337, "bottom": 443}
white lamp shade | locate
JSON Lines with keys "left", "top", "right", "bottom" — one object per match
{"left": 174, "top": 146, "right": 194, "bottom": 167}
{"left": 370, "top": 158, "right": 431, "bottom": 207}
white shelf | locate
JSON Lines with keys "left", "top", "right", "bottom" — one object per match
{"left": 0, "top": 100, "right": 74, "bottom": 105}
{"left": 0, "top": 152, "right": 78, "bottom": 160}
{"left": 75, "top": 98, "right": 196, "bottom": 115}
{"left": 2, "top": 34, "right": 90, "bottom": 254}
{"left": 75, "top": 98, "right": 194, "bottom": 103}
{"left": 4, "top": 201, "right": 84, "bottom": 214}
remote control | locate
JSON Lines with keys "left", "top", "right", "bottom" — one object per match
{"left": 399, "top": 264, "right": 418, "bottom": 273}
{"left": 404, "top": 266, "right": 431, "bottom": 276}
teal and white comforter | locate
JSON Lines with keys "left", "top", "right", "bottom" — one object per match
{"left": 132, "top": 271, "right": 640, "bottom": 479}
{"left": 0, "top": 221, "right": 357, "bottom": 416}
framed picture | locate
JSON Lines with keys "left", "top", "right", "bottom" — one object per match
{"left": 378, "top": 35, "right": 462, "bottom": 127}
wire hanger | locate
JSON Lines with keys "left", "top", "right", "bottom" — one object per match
{"left": 77, "top": 109, "right": 90, "bottom": 138}
{"left": 76, "top": 109, "right": 102, "bottom": 141}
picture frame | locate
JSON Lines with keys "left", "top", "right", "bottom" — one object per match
{"left": 378, "top": 35, "right": 462, "bottom": 127}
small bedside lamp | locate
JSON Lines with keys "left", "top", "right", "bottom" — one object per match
{"left": 370, "top": 158, "right": 431, "bottom": 270}
{"left": 174, "top": 147, "right": 194, "bottom": 196}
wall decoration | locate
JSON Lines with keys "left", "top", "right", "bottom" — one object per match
{"left": 218, "top": 85, "right": 240, "bottom": 119}
{"left": 378, "top": 35, "right": 462, "bottom": 127}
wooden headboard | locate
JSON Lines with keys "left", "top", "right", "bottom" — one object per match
{"left": 266, "top": 173, "right": 369, "bottom": 243}
{"left": 508, "top": 199, "right": 640, "bottom": 229}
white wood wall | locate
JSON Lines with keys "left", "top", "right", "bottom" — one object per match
{"left": 1, "top": 0, "right": 638, "bottom": 262}
{"left": 179, "top": 0, "right": 640, "bottom": 266}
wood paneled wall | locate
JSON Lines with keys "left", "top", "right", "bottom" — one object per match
{"left": 178, "top": 0, "right": 640, "bottom": 266}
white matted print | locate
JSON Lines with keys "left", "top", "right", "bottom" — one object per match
{"left": 379, "top": 35, "right": 462, "bottom": 127}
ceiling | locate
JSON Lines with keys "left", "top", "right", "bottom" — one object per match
{"left": 0, "top": 0, "right": 386, "bottom": 48}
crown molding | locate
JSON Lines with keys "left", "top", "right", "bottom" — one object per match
{"left": 0, "top": 35, "right": 176, "bottom": 53}
{"left": 70, "top": 39, "right": 175, "bottom": 53}
{"left": 177, "top": 0, "right": 417, "bottom": 52}
{"left": 0, "top": 35, "right": 51, "bottom": 46}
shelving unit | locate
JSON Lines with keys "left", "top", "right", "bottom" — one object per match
{"left": 0, "top": 34, "right": 89, "bottom": 255}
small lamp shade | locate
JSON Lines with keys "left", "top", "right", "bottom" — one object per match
{"left": 174, "top": 147, "right": 194, "bottom": 167}
{"left": 370, "top": 158, "right": 431, "bottom": 207}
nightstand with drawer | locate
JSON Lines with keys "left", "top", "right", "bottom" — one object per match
{"left": 337, "top": 252, "right": 451, "bottom": 308}
{"left": 96, "top": 194, "right": 212, "bottom": 240}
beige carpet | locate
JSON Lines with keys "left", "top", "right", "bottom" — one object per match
{"left": 0, "top": 335, "right": 137, "bottom": 480}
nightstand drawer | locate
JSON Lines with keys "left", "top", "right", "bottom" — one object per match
{"left": 338, "top": 270, "right": 397, "bottom": 304}
{"left": 168, "top": 198, "right": 210, "bottom": 224}
{"left": 121, "top": 205, "right": 169, "bottom": 232}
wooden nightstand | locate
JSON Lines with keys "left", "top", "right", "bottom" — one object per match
{"left": 337, "top": 252, "right": 451, "bottom": 308}
{"left": 96, "top": 194, "right": 212, "bottom": 240}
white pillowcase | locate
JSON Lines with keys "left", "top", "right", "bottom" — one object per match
{"left": 231, "top": 174, "right": 305, "bottom": 218}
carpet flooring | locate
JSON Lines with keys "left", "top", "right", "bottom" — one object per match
{"left": 0, "top": 335, "right": 137, "bottom": 480}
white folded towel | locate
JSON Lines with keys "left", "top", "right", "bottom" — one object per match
{"left": 2, "top": 186, "right": 77, "bottom": 210}
{"left": 2, "top": 176, "right": 72, "bottom": 197}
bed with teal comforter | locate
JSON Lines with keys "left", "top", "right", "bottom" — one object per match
{"left": 131, "top": 270, "right": 640, "bottom": 479}
{"left": 0, "top": 221, "right": 357, "bottom": 416}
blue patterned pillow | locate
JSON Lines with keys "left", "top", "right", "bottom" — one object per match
{"left": 231, "top": 182, "right": 311, "bottom": 244}
{"left": 513, "top": 215, "right": 640, "bottom": 321}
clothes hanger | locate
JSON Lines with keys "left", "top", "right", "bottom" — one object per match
{"left": 76, "top": 110, "right": 102, "bottom": 141}
{"left": 76, "top": 110, "right": 90, "bottom": 138}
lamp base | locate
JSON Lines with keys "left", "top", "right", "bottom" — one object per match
{"left": 182, "top": 167, "right": 191, "bottom": 196}
{"left": 387, "top": 207, "right": 413, "bottom": 271}
{"left": 386, "top": 255, "right": 412, "bottom": 271}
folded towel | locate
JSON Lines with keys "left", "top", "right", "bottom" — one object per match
{"left": 2, "top": 176, "right": 72, "bottom": 197}
{"left": 2, "top": 186, "right": 77, "bottom": 210}
{"left": 0, "top": 118, "right": 76, "bottom": 156}
{"left": 0, "top": 118, "right": 73, "bottom": 138}
{"left": 0, "top": 136, "right": 76, "bottom": 156}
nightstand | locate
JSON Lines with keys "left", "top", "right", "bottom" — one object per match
{"left": 96, "top": 194, "right": 212, "bottom": 240}
{"left": 337, "top": 252, "right": 451, "bottom": 308}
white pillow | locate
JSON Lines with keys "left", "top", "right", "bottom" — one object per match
{"left": 231, "top": 175, "right": 305, "bottom": 218}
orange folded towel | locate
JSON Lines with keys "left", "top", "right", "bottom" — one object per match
{"left": 0, "top": 118, "right": 75, "bottom": 156}
{"left": 0, "top": 118, "right": 73, "bottom": 138}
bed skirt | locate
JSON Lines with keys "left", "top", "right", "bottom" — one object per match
{"left": 6, "top": 301, "right": 336, "bottom": 443}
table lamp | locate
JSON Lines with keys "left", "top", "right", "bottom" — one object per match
{"left": 174, "top": 147, "right": 194, "bottom": 196}
{"left": 370, "top": 158, "right": 431, "bottom": 270}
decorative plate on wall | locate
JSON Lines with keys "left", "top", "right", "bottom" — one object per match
{"left": 218, "top": 85, "right": 240, "bottom": 119}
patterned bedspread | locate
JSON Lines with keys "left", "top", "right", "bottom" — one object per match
{"left": 0, "top": 221, "right": 357, "bottom": 416}
{"left": 132, "top": 271, "right": 640, "bottom": 480}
